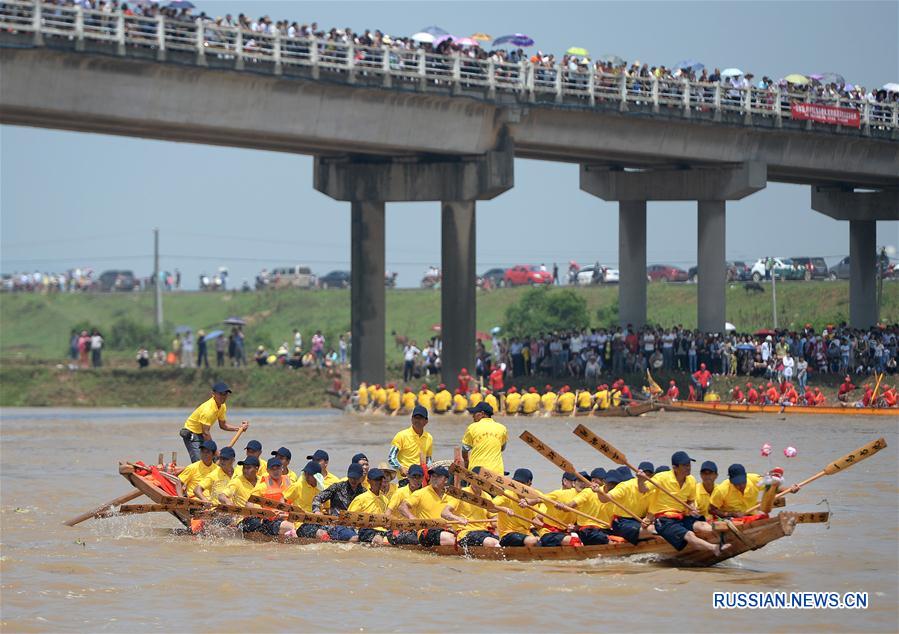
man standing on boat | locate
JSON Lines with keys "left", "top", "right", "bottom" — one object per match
{"left": 388, "top": 406, "right": 433, "bottom": 482}
{"left": 179, "top": 382, "right": 249, "bottom": 463}
{"left": 461, "top": 402, "right": 507, "bottom": 476}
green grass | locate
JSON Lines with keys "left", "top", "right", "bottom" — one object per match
{"left": 1, "top": 281, "right": 897, "bottom": 363}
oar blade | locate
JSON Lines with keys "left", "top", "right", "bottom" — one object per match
{"left": 520, "top": 430, "right": 577, "bottom": 473}
{"left": 823, "top": 437, "right": 887, "bottom": 475}
{"left": 572, "top": 424, "right": 628, "bottom": 465}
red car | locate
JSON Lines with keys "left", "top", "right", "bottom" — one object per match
{"left": 647, "top": 264, "right": 689, "bottom": 283}
{"left": 503, "top": 265, "right": 553, "bottom": 286}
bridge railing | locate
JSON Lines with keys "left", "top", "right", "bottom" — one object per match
{"left": 1, "top": 0, "right": 896, "bottom": 135}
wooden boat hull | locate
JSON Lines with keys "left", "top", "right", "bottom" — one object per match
{"left": 346, "top": 403, "right": 653, "bottom": 418}
{"left": 664, "top": 402, "right": 897, "bottom": 416}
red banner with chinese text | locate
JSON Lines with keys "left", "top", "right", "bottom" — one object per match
{"left": 791, "top": 103, "right": 861, "bottom": 128}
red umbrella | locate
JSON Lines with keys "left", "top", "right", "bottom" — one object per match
{"left": 431, "top": 324, "right": 442, "bottom": 332}
{"left": 476, "top": 331, "right": 490, "bottom": 340}
{"left": 755, "top": 329, "right": 776, "bottom": 336}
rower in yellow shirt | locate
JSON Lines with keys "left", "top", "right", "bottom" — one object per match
{"left": 567, "top": 472, "right": 612, "bottom": 545}
{"left": 307, "top": 449, "right": 341, "bottom": 488}
{"left": 367, "top": 382, "right": 378, "bottom": 404}
{"left": 447, "top": 468, "right": 500, "bottom": 548}
{"left": 708, "top": 464, "right": 791, "bottom": 519}
{"left": 492, "top": 468, "right": 541, "bottom": 547}
{"left": 557, "top": 386, "right": 576, "bottom": 413}
{"left": 178, "top": 440, "right": 223, "bottom": 498}
{"left": 417, "top": 384, "right": 435, "bottom": 411}
{"left": 373, "top": 384, "right": 388, "bottom": 409}
{"left": 196, "top": 446, "right": 237, "bottom": 504}
{"left": 607, "top": 464, "right": 655, "bottom": 545}
{"left": 593, "top": 385, "right": 611, "bottom": 410}
{"left": 386, "top": 384, "right": 401, "bottom": 413}
{"left": 357, "top": 382, "right": 370, "bottom": 409}
{"left": 388, "top": 406, "right": 433, "bottom": 476}
{"left": 432, "top": 384, "right": 452, "bottom": 414}
{"left": 468, "top": 390, "right": 484, "bottom": 408}
{"left": 346, "top": 468, "right": 391, "bottom": 544}
{"left": 540, "top": 385, "right": 557, "bottom": 413}
{"left": 520, "top": 387, "right": 541, "bottom": 415}
{"left": 270, "top": 447, "right": 298, "bottom": 483}
{"left": 576, "top": 389, "right": 593, "bottom": 412}
{"left": 284, "top": 460, "right": 328, "bottom": 513}
{"left": 377, "top": 462, "right": 398, "bottom": 500}
{"left": 694, "top": 460, "right": 718, "bottom": 518}
{"left": 504, "top": 387, "right": 522, "bottom": 415}
{"left": 398, "top": 466, "right": 467, "bottom": 546}
{"left": 219, "top": 455, "right": 260, "bottom": 506}
{"left": 387, "top": 464, "right": 425, "bottom": 516}
{"left": 400, "top": 387, "right": 417, "bottom": 413}
{"left": 541, "top": 472, "right": 580, "bottom": 528}
{"left": 452, "top": 389, "right": 469, "bottom": 413}
{"left": 461, "top": 402, "right": 508, "bottom": 476}
{"left": 484, "top": 391, "right": 499, "bottom": 413}
{"left": 239, "top": 440, "right": 268, "bottom": 479}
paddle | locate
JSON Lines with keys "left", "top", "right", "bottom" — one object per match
{"left": 870, "top": 372, "right": 884, "bottom": 406}
{"left": 520, "top": 430, "right": 643, "bottom": 525}
{"left": 445, "top": 485, "right": 540, "bottom": 529}
{"left": 339, "top": 510, "right": 492, "bottom": 531}
{"left": 64, "top": 490, "right": 145, "bottom": 526}
{"left": 745, "top": 437, "right": 888, "bottom": 513}
{"left": 226, "top": 426, "right": 247, "bottom": 448}
{"left": 102, "top": 502, "right": 196, "bottom": 516}
{"left": 572, "top": 424, "right": 697, "bottom": 514}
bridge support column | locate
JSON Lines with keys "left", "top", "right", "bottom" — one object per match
{"left": 350, "top": 201, "right": 386, "bottom": 388}
{"left": 581, "top": 162, "right": 766, "bottom": 332}
{"left": 811, "top": 186, "right": 899, "bottom": 328}
{"left": 618, "top": 202, "right": 647, "bottom": 328}
{"left": 315, "top": 143, "right": 513, "bottom": 387}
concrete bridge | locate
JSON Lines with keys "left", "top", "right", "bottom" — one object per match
{"left": 2, "top": 0, "right": 897, "bottom": 386}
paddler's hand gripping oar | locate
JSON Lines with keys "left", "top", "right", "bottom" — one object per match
{"left": 445, "top": 485, "right": 541, "bottom": 529}
{"left": 226, "top": 424, "right": 248, "bottom": 449}
{"left": 745, "top": 437, "right": 888, "bottom": 513}
{"left": 572, "top": 424, "right": 698, "bottom": 515}
{"left": 520, "top": 430, "right": 647, "bottom": 527}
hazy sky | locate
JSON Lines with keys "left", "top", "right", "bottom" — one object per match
{"left": 1, "top": 1, "right": 897, "bottom": 288}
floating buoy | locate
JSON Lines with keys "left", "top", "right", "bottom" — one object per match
{"left": 761, "top": 443, "right": 772, "bottom": 457}
{"left": 784, "top": 446, "right": 798, "bottom": 458}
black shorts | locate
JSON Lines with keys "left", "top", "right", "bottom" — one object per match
{"left": 612, "top": 517, "right": 642, "bottom": 545}
{"left": 576, "top": 527, "right": 609, "bottom": 545}
{"left": 418, "top": 528, "right": 448, "bottom": 547}
{"left": 296, "top": 523, "right": 323, "bottom": 538}
{"left": 240, "top": 517, "right": 282, "bottom": 536}
{"left": 654, "top": 516, "right": 700, "bottom": 551}
{"left": 499, "top": 532, "right": 530, "bottom": 547}
{"left": 458, "top": 530, "right": 497, "bottom": 547}
{"left": 538, "top": 532, "right": 567, "bottom": 547}
{"left": 387, "top": 530, "right": 419, "bottom": 546}
{"left": 358, "top": 528, "right": 387, "bottom": 543}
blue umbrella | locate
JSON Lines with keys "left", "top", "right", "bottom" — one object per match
{"left": 674, "top": 59, "right": 704, "bottom": 72}
{"left": 599, "top": 54, "right": 625, "bottom": 65}
{"left": 167, "top": 1, "right": 195, "bottom": 9}
{"left": 203, "top": 329, "right": 224, "bottom": 340}
{"left": 175, "top": 325, "right": 193, "bottom": 334}
{"left": 736, "top": 343, "right": 755, "bottom": 350}
{"left": 422, "top": 25, "right": 449, "bottom": 36}
{"left": 493, "top": 33, "right": 535, "bottom": 47}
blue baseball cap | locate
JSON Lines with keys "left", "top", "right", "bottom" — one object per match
{"left": 512, "top": 468, "right": 533, "bottom": 484}
{"left": 467, "top": 401, "right": 494, "bottom": 416}
{"left": 211, "top": 382, "right": 232, "bottom": 394}
{"left": 368, "top": 468, "right": 385, "bottom": 481}
{"left": 604, "top": 469, "right": 622, "bottom": 484}
{"left": 562, "top": 471, "right": 578, "bottom": 481}
{"left": 238, "top": 455, "right": 260, "bottom": 467}
{"left": 638, "top": 461, "right": 654, "bottom": 474}
{"left": 655, "top": 465, "right": 670, "bottom": 473}
{"left": 728, "top": 464, "right": 748, "bottom": 485}
{"left": 245, "top": 440, "right": 262, "bottom": 452}
{"left": 617, "top": 466, "right": 634, "bottom": 481}
{"left": 347, "top": 463, "right": 364, "bottom": 479}
{"left": 219, "top": 447, "right": 236, "bottom": 460}
{"left": 267, "top": 457, "right": 283, "bottom": 469}
{"left": 671, "top": 451, "right": 696, "bottom": 466}
{"left": 272, "top": 447, "right": 291, "bottom": 460}
{"left": 429, "top": 465, "right": 450, "bottom": 478}
{"left": 351, "top": 453, "right": 368, "bottom": 464}
{"left": 590, "top": 468, "right": 607, "bottom": 480}
{"left": 200, "top": 440, "right": 217, "bottom": 453}
{"left": 307, "top": 449, "right": 329, "bottom": 461}
{"left": 412, "top": 405, "right": 429, "bottom": 420}
{"left": 578, "top": 470, "right": 590, "bottom": 480}
{"left": 407, "top": 464, "right": 424, "bottom": 477}
{"left": 302, "top": 460, "right": 322, "bottom": 475}
{"left": 700, "top": 460, "right": 718, "bottom": 473}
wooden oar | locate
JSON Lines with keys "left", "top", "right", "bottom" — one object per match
{"left": 102, "top": 502, "right": 195, "bottom": 516}
{"left": 572, "top": 424, "right": 696, "bottom": 514}
{"left": 226, "top": 426, "right": 247, "bottom": 449}
{"left": 479, "top": 466, "right": 608, "bottom": 529}
{"left": 445, "top": 485, "right": 540, "bottom": 529}
{"left": 338, "top": 510, "right": 490, "bottom": 532}
{"left": 520, "top": 430, "right": 642, "bottom": 524}
{"left": 870, "top": 372, "right": 884, "bottom": 406}
{"left": 745, "top": 437, "right": 888, "bottom": 513}
{"left": 64, "top": 490, "right": 144, "bottom": 526}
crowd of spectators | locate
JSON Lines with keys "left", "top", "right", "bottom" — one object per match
{"left": 3, "top": 269, "right": 95, "bottom": 292}
{"left": 22, "top": 0, "right": 899, "bottom": 113}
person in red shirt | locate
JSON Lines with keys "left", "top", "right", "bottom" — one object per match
{"left": 837, "top": 375, "right": 856, "bottom": 402}
{"left": 488, "top": 365, "right": 504, "bottom": 394}
{"left": 861, "top": 384, "right": 874, "bottom": 406}
{"left": 882, "top": 387, "right": 897, "bottom": 407}
{"left": 781, "top": 383, "right": 799, "bottom": 405}
{"left": 692, "top": 363, "right": 712, "bottom": 400}
{"left": 730, "top": 385, "right": 744, "bottom": 403}
{"left": 746, "top": 383, "right": 759, "bottom": 404}
{"left": 813, "top": 387, "right": 826, "bottom": 406}
{"left": 666, "top": 380, "right": 679, "bottom": 401}
{"left": 618, "top": 380, "right": 632, "bottom": 401}
{"left": 457, "top": 367, "right": 472, "bottom": 395}
{"left": 803, "top": 388, "right": 815, "bottom": 406}
{"left": 764, "top": 382, "right": 779, "bottom": 404}
{"left": 687, "top": 383, "right": 697, "bottom": 401}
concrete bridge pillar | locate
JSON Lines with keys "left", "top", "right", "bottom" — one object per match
{"left": 314, "top": 145, "right": 513, "bottom": 387}
{"left": 581, "top": 162, "right": 766, "bottom": 332}
{"left": 811, "top": 187, "right": 899, "bottom": 328}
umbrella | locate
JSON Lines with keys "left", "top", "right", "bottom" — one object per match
{"left": 725, "top": 322, "right": 736, "bottom": 332}
{"left": 566, "top": 46, "right": 589, "bottom": 57}
{"left": 421, "top": 25, "right": 449, "bottom": 36}
{"left": 167, "top": 0, "right": 194, "bottom": 9}
{"left": 819, "top": 72, "right": 845, "bottom": 86}
{"left": 493, "top": 33, "right": 534, "bottom": 47}
{"left": 599, "top": 54, "right": 624, "bottom": 65}
{"left": 223, "top": 317, "right": 246, "bottom": 326}
{"left": 431, "top": 323, "right": 442, "bottom": 332}
{"left": 755, "top": 328, "right": 776, "bottom": 336}
{"left": 476, "top": 331, "right": 491, "bottom": 341}
{"left": 470, "top": 32, "right": 492, "bottom": 41}
{"left": 175, "top": 325, "right": 193, "bottom": 334}
{"left": 674, "top": 59, "right": 704, "bottom": 72}
{"left": 455, "top": 37, "right": 479, "bottom": 47}
{"left": 736, "top": 343, "right": 755, "bottom": 350}
{"left": 784, "top": 73, "right": 810, "bottom": 85}
{"left": 490, "top": 326, "right": 502, "bottom": 335}
{"left": 721, "top": 68, "right": 743, "bottom": 77}
{"left": 433, "top": 34, "right": 455, "bottom": 47}
{"left": 882, "top": 82, "right": 899, "bottom": 92}
{"left": 411, "top": 32, "right": 435, "bottom": 44}
{"left": 202, "top": 329, "right": 224, "bottom": 340}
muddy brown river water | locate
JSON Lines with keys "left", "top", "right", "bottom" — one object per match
{"left": 1, "top": 407, "right": 896, "bottom": 633}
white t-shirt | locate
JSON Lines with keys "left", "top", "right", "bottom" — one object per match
{"left": 90, "top": 335, "right": 103, "bottom": 350}
{"left": 403, "top": 346, "right": 420, "bottom": 362}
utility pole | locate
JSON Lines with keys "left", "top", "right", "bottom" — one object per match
{"left": 154, "top": 228, "right": 163, "bottom": 331}
{"left": 767, "top": 256, "right": 777, "bottom": 329}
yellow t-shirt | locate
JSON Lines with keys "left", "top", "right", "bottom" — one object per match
{"left": 401, "top": 392, "right": 417, "bottom": 411}
{"left": 367, "top": 384, "right": 377, "bottom": 401}
{"left": 383, "top": 481, "right": 398, "bottom": 501}
{"left": 595, "top": 390, "right": 610, "bottom": 410}
{"left": 197, "top": 467, "right": 235, "bottom": 504}
{"left": 557, "top": 392, "right": 576, "bottom": 413}
{"left": 647, "top": 471, "right": 697, "bottom": 515}
{"left": 505, "top": 392, "right": 522, "bottom": 414}
{"left": 709, "top": 473, "right": 763, "bottom": 514}
{"left": 284, "top": 476, "right": 323, "bottom": 513}
{"left": 433, "top": 390, "right": 452, "bottom": 413}
{"left": 610, "top": 390, "right": 622, "bottom": 407}
{"left": 387, "top": 484, "right": 416, "bottom": 515}
{"left": 387, "top": 390, "right": 401, "bottom": 411}
{"left": 461, "top": 418, "right": 508, "bottom": 475}
{"left": 374, "top": 387, "right": 387, "bottom": 406}
{"left": 417, "top": 390, "right": 435, "bottom": 410}
{"left": 224, "top": 473, "right": 258, "bottom": 507}
{"left": 357, "top": 387, "right": 370, "bottom": 407}
{"left": 492, "top": 493, "right": 536, "bottom": 537}
{"left": 484, "top": 393, "right": 499, "bottom": 412}
{"left": 453, "top": 393, "right": 469, "bottom": 413}
{"left": 521, "top": 393, "right": 540, "bottom": 414}
{"left": 694, "top": 481, "right": 716, "bottom": 517}
{"left": 178, "top": 461, "right": 222, "bottom": 497}
{"left": 390, "top": 426, "right": 433, "bottom": 471}
{"left": 468, "top": 392, "right": 484, "bottom": 407}
{"left": 541, "top": 391, "right": 557, "bottom": 412}
{"left": 572, "top": 487, "right": 606, "bottom": 527}
{"left": 577, "top": 391, "right": 593, "bottom": 409}
{"left": 608, "top": 479, "right": 649, "bottom": 520}
{"left": 450, "top": 486, "right": 494, "bottom": 539}
{"left": 321, "top": 472, "right": 341, "bottom": 489}
{"left": 405, "top": 486, "right": 448, "bottom": 535}
{"left": 184, "top": 397, "right": 226, "bottom": 434}
{"left": 541, "top": 487, "right": 579, "bottom": 527}
{"left": 347, "top": 489, "right": 388, "bottom": 517}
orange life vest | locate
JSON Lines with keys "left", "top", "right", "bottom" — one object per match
{"left": 260, "top": 476, "right": 289, "bottom": 519}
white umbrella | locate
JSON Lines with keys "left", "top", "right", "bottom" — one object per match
{"left": 725, "top": 322, "right": 736, "bottom": 332}
{"left": 411, "top": 32, "right": 435, "bottom": 44}
{"left": 883, "top": 82, "right": 899, "bottom": 92}
{"left": 721, "top": 68, "right": 743, "bottom": 77}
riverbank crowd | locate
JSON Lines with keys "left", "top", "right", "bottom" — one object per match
{"left": 175, "top": 382, "right": 813, "bottom": 554}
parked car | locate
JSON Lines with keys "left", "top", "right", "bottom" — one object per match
{"left": 576, "top": 264, "right": 620, "bottom": 285}
{"left": 790, "top": 257, "right": 829, "bottom": 280}
{"left": 480, "top": 268, "right": 507, "bottom": 287}
{"left": 318, "top": 270, "right": 350, "bottom": 289}
{"left": 749, "top": 258, "right": 805, "bottom": 282}
{"left": 647, "top": 264, "right": 689, "bottom": 283}
{"left": 98, "top": 269, "right": 136, "bottom": 292}
{"left": 503, "top": 265, "right": 553, "bottom": 286}
{"left": 271, "top": 265, "right": 317, "bottom": 289}
{"left": 828, "top": 255, "right": 895, "bottom": 280}
{"left": 687, "top": 261, "right": 751, "bottom": 283}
